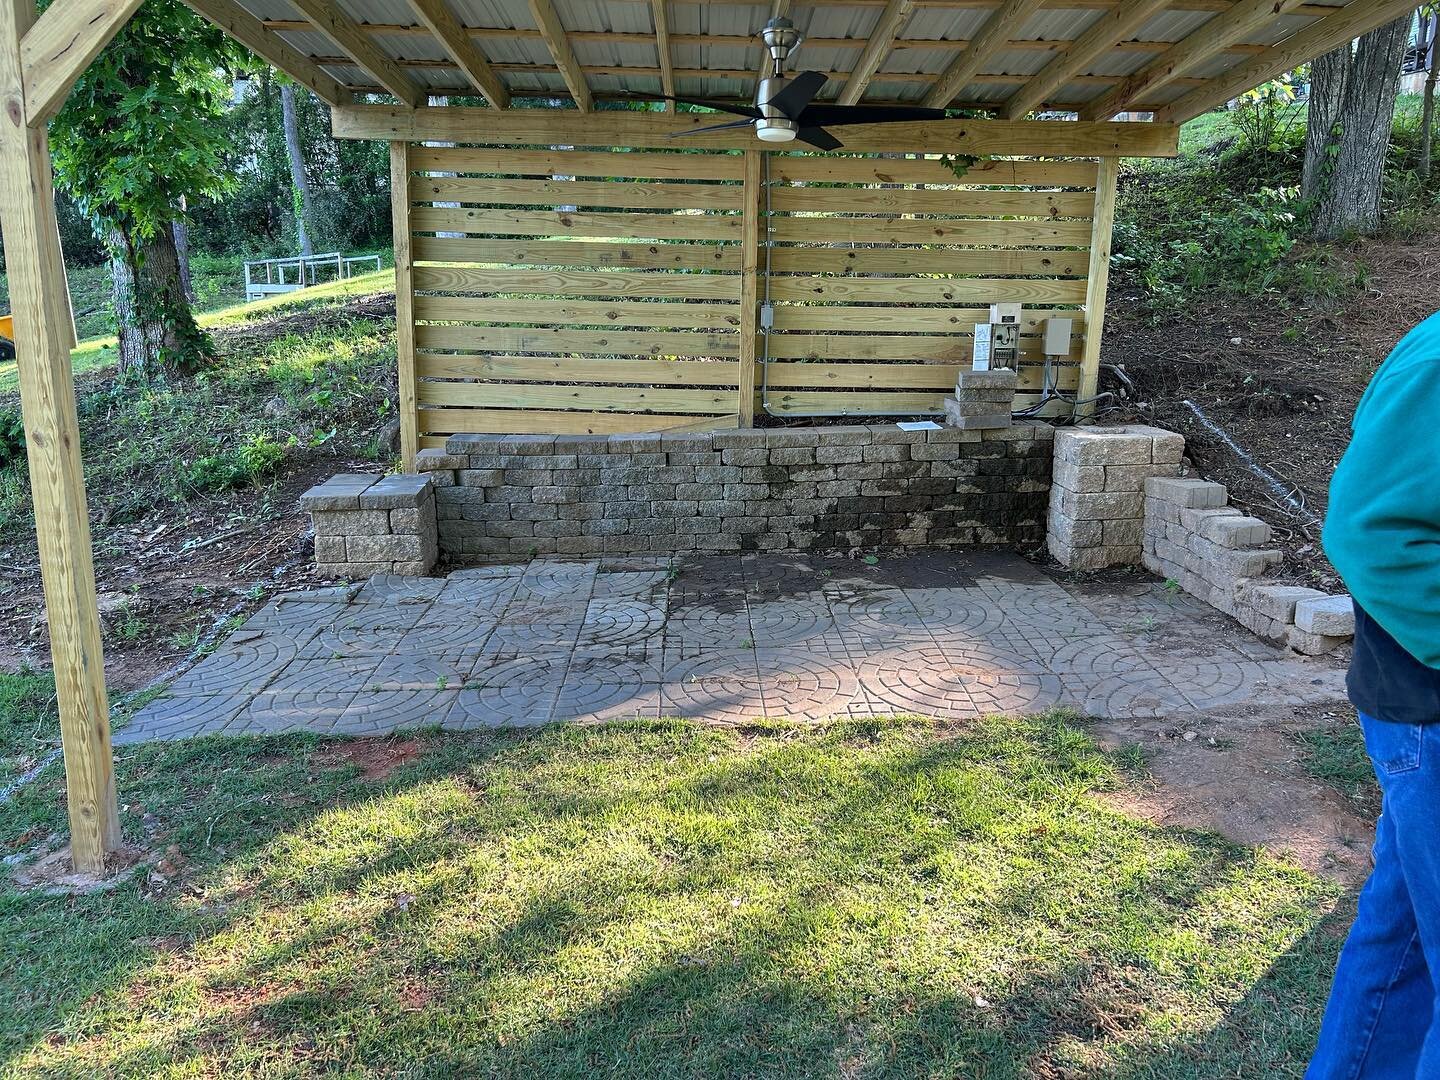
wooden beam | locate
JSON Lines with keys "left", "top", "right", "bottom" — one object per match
{"left": 405, "top": 0, "right": 508, "bottom": 107}
{"left": 923, "top": 0, "right": 1046, "bottom": 107}
{"left": 20, "top": 0, "right": 144, "bottom": 122}
{"left": 1, "top": 0, "right": 119, "bottom": 875}
{"left": 526, "top": 0, "right": 591, "bottom": 111}
{"left": 1001, "top": 0, "right": 1173, "bottom": 118}
{"left": 185, "top": 0, "right": 349, "bottom": 105}
{"left": 1079, "top": 0, "right": 1305, "bottom": 119}
{"left": 650, "top": 0, "right": 674, "bottom": 109}
{"left": 1076, "top": 156, "right": 1117, "bottom": 416}
{"left": 390, "top": 142, "right": 419, "bottom": 468}
{"left": 333, "top": 104, "right": 1182, "bottom": 155}
{"left": 289, "top": 0, "right": 423, "bottom": 107}
{"left": 838, "top": 0, "right": 913, "bottom": 104}
{"left": 1156, "top": 0, "right": 1423, "bottom": 122}
{"left": 738, "top": 149, "right": 762, "bottom": 427}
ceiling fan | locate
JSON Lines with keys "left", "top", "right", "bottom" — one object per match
{"left": 634, "top": 17, "right": 947, "bottom": 150}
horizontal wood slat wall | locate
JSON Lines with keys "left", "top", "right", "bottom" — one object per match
{"left": 760, "top": 152, "right": 1096, "bottom": 419}
{"left": 408, "top": 144, "right": 746, "bottom": 444}
{"left": 405, "top": 145, "right": 1106, "bottom": 440}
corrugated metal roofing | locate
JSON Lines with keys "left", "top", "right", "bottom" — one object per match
{"left": 237, "top": 0, "right": 1394, "bottom": 120}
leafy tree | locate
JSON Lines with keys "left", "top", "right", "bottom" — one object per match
{"left": 48, "top": 0, "right": 242, "bottom": 376}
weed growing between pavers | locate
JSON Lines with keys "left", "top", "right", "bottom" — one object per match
{"left": 1, "top": 715, "right": 1342, "bottom": 1078}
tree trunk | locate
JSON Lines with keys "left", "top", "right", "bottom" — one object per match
{"left": 280, "top": 81, "right": 315, "bottom": 257}
{"left": 171, "top": 197, "right": 195, "bottom": 303}
{"left": 1303, "top": 45, "right": 1351, "bottom": 202}
{"left": 1309, "top": 14, "right": 1411, "bottom": 240}
{"left": 109, "top": 224, "right": 214, "bottom": 377}
{"left": 1423, "top": 35, "right": 1438, "bottom": 181}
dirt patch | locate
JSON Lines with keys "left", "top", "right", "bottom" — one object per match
{"left": 313, "top": 737, "right": 425, "bottom": 781}
{"left": 8, "top": 841, "right": 149, "bottom": 894}
{"left": 1089, "top": 702, "right": 1373, "bottom": 885}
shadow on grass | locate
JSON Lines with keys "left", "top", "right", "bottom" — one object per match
{"left": 0, "top": 715, "right": 1348, "bottom": 1078}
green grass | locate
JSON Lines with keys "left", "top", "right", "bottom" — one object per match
{"left": 0, "top": 671, "right": 59, "bottom": 789}
{"left": 0, "top": 714, "right": 1345, "bottom": 1077}
{"left": 1295, "top": 718, "right": 1377, "bottom": 810}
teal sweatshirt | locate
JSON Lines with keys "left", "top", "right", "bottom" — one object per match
{"left": 1324, "top": 310, "right": 1440, "bottom": 667}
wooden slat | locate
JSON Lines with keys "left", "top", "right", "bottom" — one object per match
{"left": 413, "top": 236, "right": 742, "bottom": 270}
{"left": 420, "top": 381, "right": 735, "bottom": 412}
{"left": 764, "top": 362, "right": 1079, "bottom": 389}
{"left": 767, "top": 276, "right": 1088, "bottom": 304}
{"left": 412, "top": 206, "right": 742, "bottom": 240}
{"left": 182, "top": 0, "right": 349, "bottom": 105}
{"left": 771, "top": 215, "right": 1091, "bottom": 247}
{"left": 332, "top": 106, "right": 1183, "bottom": 157}
{"left": 767, "top": 336, "right": 1078, "bottom": 361}
{"left": 772, "top": 305, "right": 1085, "bottom": 332}
{"left": 1077, "top": 156, "right": 1118, "bottom": 417}
{"left": 767, "top": 156, "right": 1099, "bottom": 187}
{"left": 418, "top": 408, "right": 729, "bottom": 434}
{"left": 411, "top": 176, "right": 743, "bottom": 210}
{"left": 417, "top": 354, "right": 738, "bottom": 383}
{"left": 414, "top": 296, "right": 742, "bottom": 329}
{"left": 22, "top": 0, "right": 146, "bottom": 122}
{"left": 765, "top": 390, "right": 951, "bottom": 414}
{"left": 412, "top": 264, "right": 739, "bottom": 297}
{"left": 768, "top": 186, "right": 1093, "bottom": 216}
{"left": 0, "top": 0, "right": 118, "bottom": 874}
{"left": 768, "top": 246, "right": 1087, "bottom": 276}
{"left": 408, "top": 146, "right": 747, "bottom": 179}
{"left": 839, "top": 0, "right": 914, "bottom": 104}
{"left": 526, "top": 0, "right": 591, "bottom": 110}
{"left": 289, "top": 0, "right": 424, "bottom": 106}
{"left": 392, "top": 142, "right": 418, "bottom": 468}
{"left": 922, "top": 0, "right": 1047, "bottom": 108}
{"left": 416, "top": 324, "right": 740, "bottom": 356}
{"left": 738, "top": 149, "right": 761, "bottom": 427}
{"left": 405, "top": 0, "right": 509, "bottom": 108}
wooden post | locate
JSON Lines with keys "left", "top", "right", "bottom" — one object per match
{"left": 1076, "top": 155, "right": 1118, "bottom": 419}
{"left": 390, "top": 140, "right": 418, "bottom": 467}
{"left": 737, "top": 148, "right": 762, "bottom": 428}
{"left": 1, "top": 0, "right": 119, "bottom": 873}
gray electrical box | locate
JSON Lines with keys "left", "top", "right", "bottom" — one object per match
{"left": 1043, "top": 317, "right": 1073, "bottom": 356}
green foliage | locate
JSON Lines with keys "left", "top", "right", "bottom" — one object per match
{"left": 0, "top": 668, "right": 58, "bottom": 787}
{"left": 1231, "top": 72, "right": 1305, "bottom": 155}
{"left": 0, "top": 405, "right": 24, "bottom": 469}
{"left": 176, "top": 434, "right": 289, "bottom": 495}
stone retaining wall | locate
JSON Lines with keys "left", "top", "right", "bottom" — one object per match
{"left": 417, "top": 423, "right": 1055, "bottom": 559}
{"left": 301, "top": 473, "right": 438, "bottom": 578}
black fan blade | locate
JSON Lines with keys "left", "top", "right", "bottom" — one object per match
{"left": 669, "top": 118, "right": 758, "bottom": 138}
{"left": 763, "top": 70, "right": 828, "bottom": 120}
{"left": 622, "top": 90, "right": 761, "bottom": 119}
{"left": 796, "top": 126, "right": 844, "bottom": 151}
{"left": 798, "top": 103, "right": 948, "bottom": 126}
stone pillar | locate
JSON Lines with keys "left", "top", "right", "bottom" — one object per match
{"left": 301, "top": 473, "right": 438, "bottom": 579}
{"left": 944, "top": 368, "right": 1017, "bottom": 430}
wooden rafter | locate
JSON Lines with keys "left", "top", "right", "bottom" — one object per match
{"left": 289, "top": 0, "right": 423, "bottom": 106}
{"left": 838, "top": 0, "right": 913, "bottom": 104}
{"left": 186, "top": 0, "right": 349, "bottom": 105}
{"left": 405, "top": 0, "right": 508, "bottom": 107}
{"left": 650, "top": 0, "right": 674, "bottom": 108}
{"left": 527, "top": 0, "right": 591, "bottom": 111}
{"left": 21, "top": 0, "right": 145, "bottom": 122}
{"left": 1156, "top": 0, "right": 1424, "bottom": 121}
{"left": 1079, "top": 0, "right": 1306, "bottom": 119}
{"left": 922, "top": 0, "right": 1046, "bottom": 107}
{"left": 1000, "top": 0, "right": 1173, "bottom": 117}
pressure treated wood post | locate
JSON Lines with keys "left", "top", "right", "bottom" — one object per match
{"left": 1, "top": 0, "right": 120, "bottom": 873}
{"left": 390, "top": 140, "right": 419, "bottom": 467}
{"left": 737, "top": 148, "right": 762, "bottom": 427}
{"left": 1076, "top": 155, "right": 1119, "bottom": 419}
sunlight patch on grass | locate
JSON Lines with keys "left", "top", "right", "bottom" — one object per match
{"left": 1, "top": 715, "right": 1342, "bottom": 1078}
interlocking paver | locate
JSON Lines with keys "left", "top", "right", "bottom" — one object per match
{"left": 120, "top": 554, "right": 1351, "bottom": 741}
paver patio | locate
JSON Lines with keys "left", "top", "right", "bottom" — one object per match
{"left": 119, "top": 552, "right": 1347, "bottom": 743}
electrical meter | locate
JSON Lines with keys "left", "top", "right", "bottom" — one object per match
{"left": 974, "top": 303, "right": 1022, "bottom": 370}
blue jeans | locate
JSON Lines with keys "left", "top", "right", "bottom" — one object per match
{"left": 1308, "top": 714, "right": 1440, "bottom": 1079}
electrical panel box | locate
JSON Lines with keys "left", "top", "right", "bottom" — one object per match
{"left": 1043, "top": 317, "right": 1073, "bottom": 356}
{"left": 989, "top": 303, "right": 1022, "bottom": 326}
{"left": 990, "top": 323, "right": 1020, "bottom": 368}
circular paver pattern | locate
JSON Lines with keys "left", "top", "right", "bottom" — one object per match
{"left": 664, "top": 607, "right": 752, "bottom": 649}
{"left": 396, "top": 615, "right": 497, "bottom": 654}
{"left": 554, "top": 654, "right": 664, "bottom": 722}
{"left": 747, "top": 600, "right": 838, "bottom": 647}
{"left": 754, "top": 650, "right": 862, "bottom": 722}
{"left": 339, "top": 689, "right": 454, "bottom": 732}
{"left": 858, "top": 643, "right": 1060, "bottom": 718}
{"left": 830, "top": 594, "right": 935, "bottom": 642}
{"left": 661, "top": 652, "right": 765, "bottom": 724}
{"left": 242, "top": 688, "right": 355, "bottom": 734}
{"left": 581, "top": 600, "right": 666, "bottom": 646}
{"left": 356, "top": 575, "right": 446, "bottom": 605}
{"left": 168, "top": 635, "right": 301, "bottom": 696}
{"left": 449, "top": 655, "right": 567, "bottom": 727}
{"left": 306, "top": 609, "right": 425, "bottom": 657}
{"left": 120, "top": 694, "right": 249, "bottom": 742}
{"left": 518, "top": 561, "right": 598, "bottom": 600}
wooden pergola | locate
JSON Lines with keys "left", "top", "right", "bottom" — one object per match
{"left": 0, "top": 0, "right": 1416, "bottom": 873}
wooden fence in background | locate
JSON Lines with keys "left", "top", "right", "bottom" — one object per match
{"left": 396, "top": 141, "right": 1115, "bottom": 460}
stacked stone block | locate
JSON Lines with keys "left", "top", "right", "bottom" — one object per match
{"left": 1142, "top": 475, "right": 1353, "bottom": 655}
{"left": 416, "top": 423, "right": 1054, "bottom": 559}
{"left": 1047, "top": 425, "right": 1185, "bottom": 570}
{"left": 301, "top": 473, "right": 438, "bottom": 579}
{"left": 944, "top": 368, "right": 1017, "bottom": 430}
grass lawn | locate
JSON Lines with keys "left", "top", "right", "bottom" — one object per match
{"left": 0, "top": 712, "right": 1346, "bottom": 1077}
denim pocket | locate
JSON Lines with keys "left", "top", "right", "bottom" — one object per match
{"left": 1361, "top": 713, "right": 1424, "bottom": 775}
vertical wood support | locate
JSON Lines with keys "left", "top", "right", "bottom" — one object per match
{"left": 1077, "top": 156, "right": 1119, "bottom": 419}
{"left": 737, "top": 148, "right": 762, "bottom": 427}
{"left": 1, "top": 0, "right": 119, "bottom": 872}
{"left": 390, "top": 140, "right": 418, "bottom": 468}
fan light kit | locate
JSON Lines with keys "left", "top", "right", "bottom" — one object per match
{"left": 630, "top": 17, "right": 947, "bottom": 150}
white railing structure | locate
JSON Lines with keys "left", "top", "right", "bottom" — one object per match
{"left": 243, "top": 252, "right": 384, "bottom": 302}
